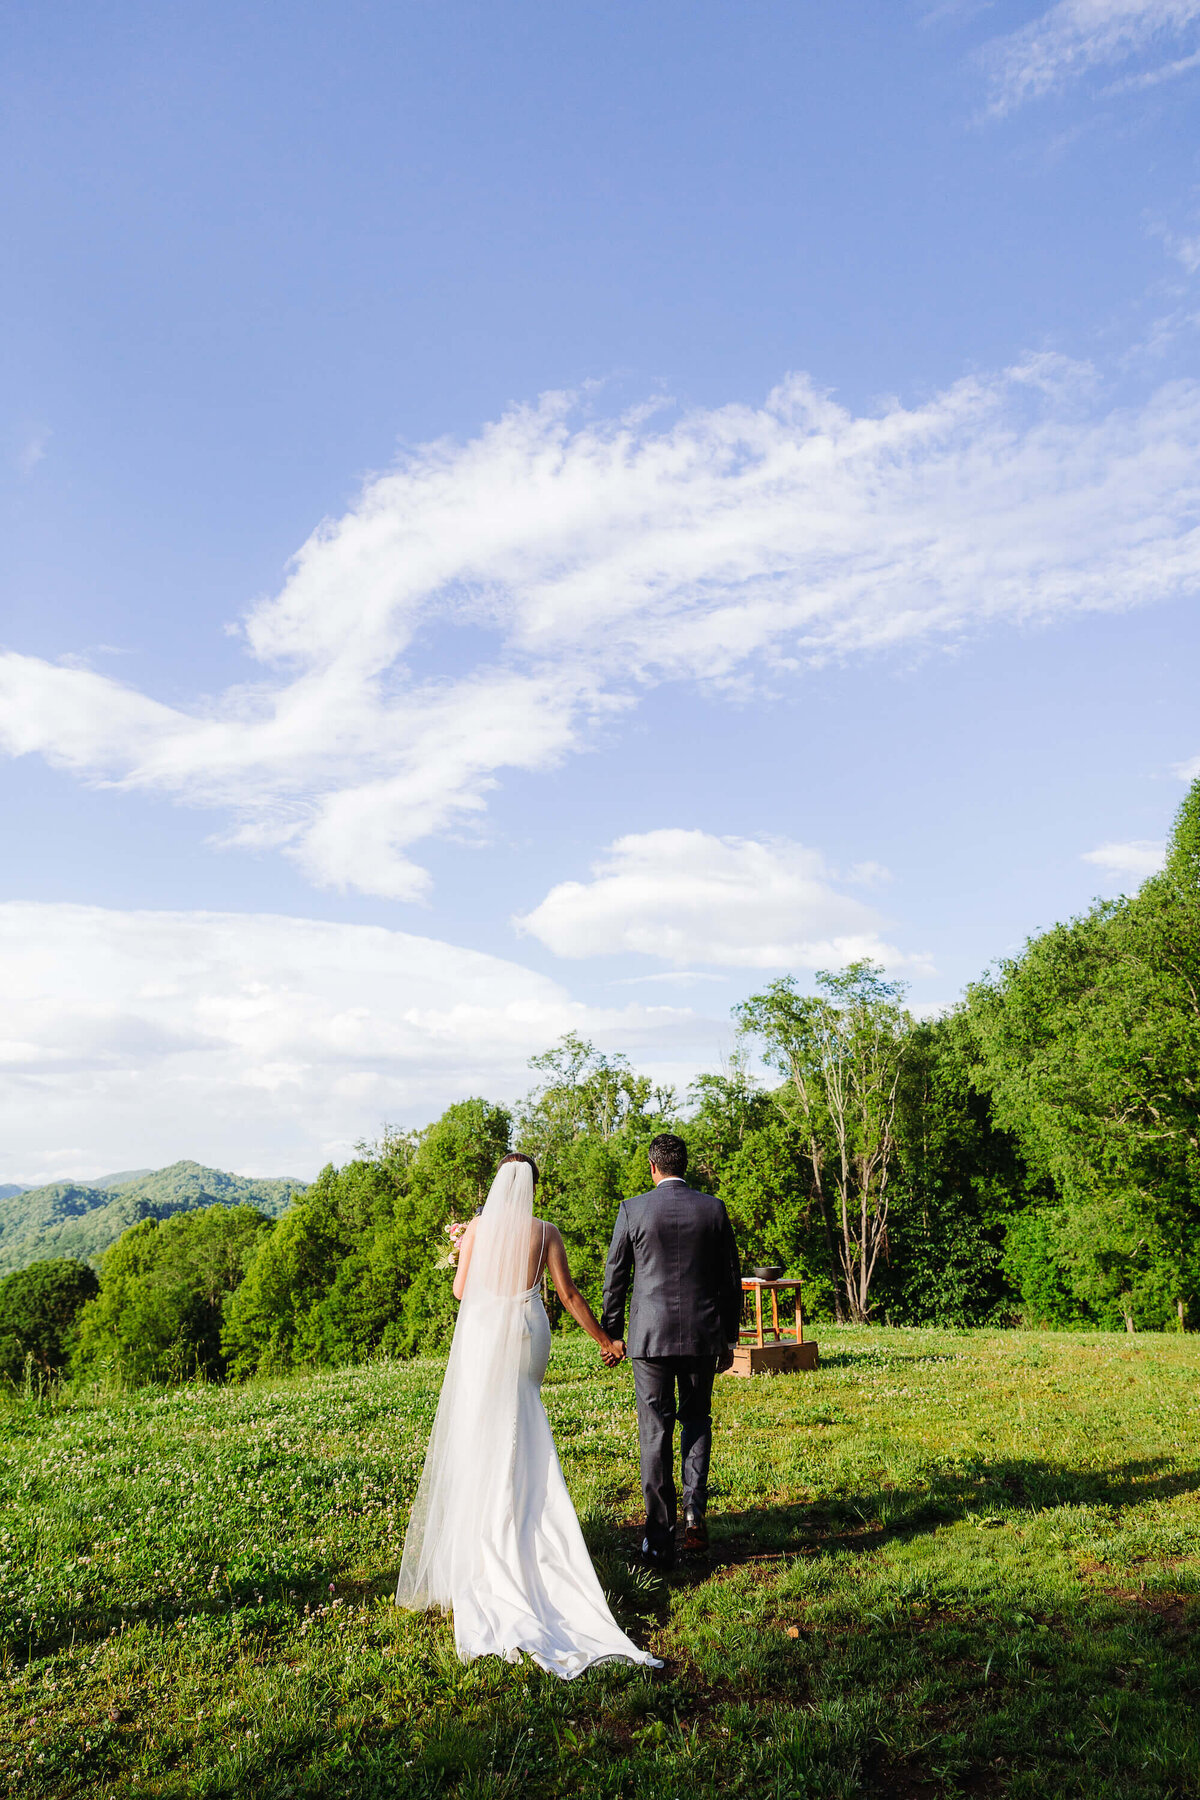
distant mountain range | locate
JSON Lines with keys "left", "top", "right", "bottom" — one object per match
{"left": 0, "top": 1161, "right": 307, "bottom": 1274}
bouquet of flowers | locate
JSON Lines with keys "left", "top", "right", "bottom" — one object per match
{"left": 434, "top": 1219, "right": 469, "bottom": 1271}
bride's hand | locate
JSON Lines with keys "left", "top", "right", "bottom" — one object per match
{"left": 600, "top": 1338, "right": 625, "bottom": 1367}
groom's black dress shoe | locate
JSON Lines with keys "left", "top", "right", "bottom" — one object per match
{"left": 681, "top": 1507, "right": 709, "bottom": 1559}
{"left": 634, "top": 1536, "right": 675, "bottom": 1573}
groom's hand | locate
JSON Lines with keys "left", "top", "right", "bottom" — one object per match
{"left": 600, "top": 1338, "right": 626, "bottom": 1367}
{"left": 717, "top": 1342, "right": 736, "bottom": 1374}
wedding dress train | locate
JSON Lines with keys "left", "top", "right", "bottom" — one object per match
{"left": 396, "top": 1163, "right": 659, "bottom": 1679}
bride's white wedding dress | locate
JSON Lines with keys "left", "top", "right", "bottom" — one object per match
{"left": 396, "top": 1162, "right": 659, "bottom": 1680}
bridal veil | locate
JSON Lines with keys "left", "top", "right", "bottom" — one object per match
{"left": 395, "top": 1157, "right": 534, "bottom": 1611}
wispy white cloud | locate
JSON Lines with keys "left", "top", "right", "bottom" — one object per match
{"left": 0, "top": 903, "right": 709, "bottom": 1183}
{"left": 1142, "top": 199, "right": 1200, "bottom": 281}
{"left": 1147, "top": 218, "right": 1200, "bottom": 274}
{"left": 1101, "top": 41, "right": 1200, "bottom": 89}
{"left": 1081, "top": 837, "right": 1166, "bottom": 881}
{"left": 3, "top": 360, "right": 1200, "bottom": 898}
{"left": 609, "top": 971, "right": 731, "bottom": 986}
{"left": 846, "top": 860, "right": 893, "bottom": 889}
{"left": 982, "top": 0, "right": 1200, "bottom": 113}
{"left": 920, "top": 1, "right": 996, "bottom": 27}
{"left": 1166, "top": 234, "right": 1200, "bottom": 273}
{"left": 515, "top": 829, "right": 932, "bottom": 973}
{"left": 16, "top": 426, "right": 51, "bottom": 474}
{"left": 1174, "top": 751, "right": 1200, "bottom": 778}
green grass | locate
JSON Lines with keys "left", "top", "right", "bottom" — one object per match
{"left": 3, "top": 1327, "right": 1200, "bottom": 1798}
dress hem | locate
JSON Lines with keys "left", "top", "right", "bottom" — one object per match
{"left": 461, "top": 1644, "right": 663, "bottom": 1681}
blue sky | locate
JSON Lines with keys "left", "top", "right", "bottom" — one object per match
{"left": 2, "top": 0, "right": 1199, "bottom": 1180}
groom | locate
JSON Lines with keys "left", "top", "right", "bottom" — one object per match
{"left": 601, "top": 1133, "right": 742, "bottom": 1570}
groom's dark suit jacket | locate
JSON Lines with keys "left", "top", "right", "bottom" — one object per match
{"left": 601, "top": 1179, "right": 742, "bottom": 1359}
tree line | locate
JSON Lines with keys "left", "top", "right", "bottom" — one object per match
{"left": 4, "top": 779, "right": 1198, "bottom": 1387}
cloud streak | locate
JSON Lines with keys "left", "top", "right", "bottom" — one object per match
{"left": 3, "top": 360, "right": 1200, "bottom": 897}
{"left": 982, "top": 0, "right": 1200, "bottom": 113}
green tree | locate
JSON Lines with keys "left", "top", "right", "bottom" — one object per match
{"left": 684, "top": 1058, "right": 776, "bottom": 1191}
{"left": 682, "top": 1060, "right": 832, "bottom": 1312}
{"left": 223, "top": 1099, "right": 512, "bottom": 1375}
{"left": 519, "top": 1034, "right": 676, "bottom": 1154}
{"left": 222, "top": 1164, "right": 381, "bottom": 1376}
{"left": 737, "top": 962, "right": 911, "bottom": 1322}
{"left": 966, "top": 778, "right": 1200, "bottom": 1330}
{"left": 0, "top": 1258, "right": 99, "bottom": 1382}
{"left": 717, "top": 1112, "right": 839, "bottom": 1319}
{"left": 879, "top": 1013, "right": 1035, "bottom": 1325}
{"left": 515, "top": 1037, "right": 677, "bottom": 1315}
{"left": 383, "top": 1098, "right": 512, "bottom": 1353}
{"left": 73, "top": 1205, "right": 271, "bottom": 1384}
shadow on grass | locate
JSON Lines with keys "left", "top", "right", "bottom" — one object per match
{"left": 4, "top": 1552, "right": 383, "bottom": 1666}
{"left": 14, "top": 1500, "right": 1200, "bottom": 1800}
{"left": 152, "top": 1574, "right": 1200, "bottom": 1800}
{"left": 27, "top": 1455, "right": 1192, "bottom": 1665}
{"left": 705, "top": 1455, "right": 1200, "bottom": 1568}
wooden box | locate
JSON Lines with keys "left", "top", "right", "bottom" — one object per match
{"left": 727, "top": 1340, "right": 819, "bottom": 1377}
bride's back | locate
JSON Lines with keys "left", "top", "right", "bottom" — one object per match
{"left": 524, "top": 1217, "right": 549, "bottom": 1291}
{"left": 457, "top": 1211, "right": 549, "bottom": 1297}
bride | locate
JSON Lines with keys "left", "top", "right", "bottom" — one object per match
{"left": 395, "top": 1153, "right": 661, "bottom": 1679}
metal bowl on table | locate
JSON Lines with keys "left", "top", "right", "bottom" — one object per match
{"left": 749, "top": 1265, "right": 785, "bottom": 1282}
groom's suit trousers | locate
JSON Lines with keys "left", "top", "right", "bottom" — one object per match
{"left": 632, "top": 1356, "right": 716, "bottom": 1553}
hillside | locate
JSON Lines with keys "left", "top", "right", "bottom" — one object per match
{"left": 0, "top": 1161, "right": 306, "bottom": 1274}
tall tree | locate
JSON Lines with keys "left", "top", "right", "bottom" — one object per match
{"left": 880, "top": 1013, "right": 1034, "bottom": 1326}
{"left": 684, "top": 1057, "right": 776, "bottom": 1190}
{"left": 736, "top": 962, "right": 911, "bottom": 1322}
{"left": 519, "top": 1034, "right": 675, "bottom": 1152}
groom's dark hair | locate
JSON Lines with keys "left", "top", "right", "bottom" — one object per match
{"left": 648, "top": 1134, "right": 688, "bottom": 1179}
{"left": 498, "top": 1151, "right": 539, "bottom": 1186}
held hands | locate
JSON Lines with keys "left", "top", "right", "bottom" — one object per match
{"left": 599, "top": 1337, "right": 626, "bottom": 1368}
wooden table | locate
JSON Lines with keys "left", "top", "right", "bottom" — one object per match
{"left": 726, "top": 1278, "right": 819, "bottom": 1377}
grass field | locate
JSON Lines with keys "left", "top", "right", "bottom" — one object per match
{"left": 3, "top": 1327, "right": 1199, "bottom": 1799}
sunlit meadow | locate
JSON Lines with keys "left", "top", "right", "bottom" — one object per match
{"left": 3, "top": 1328, "right": 1199, "bottom": 1798}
